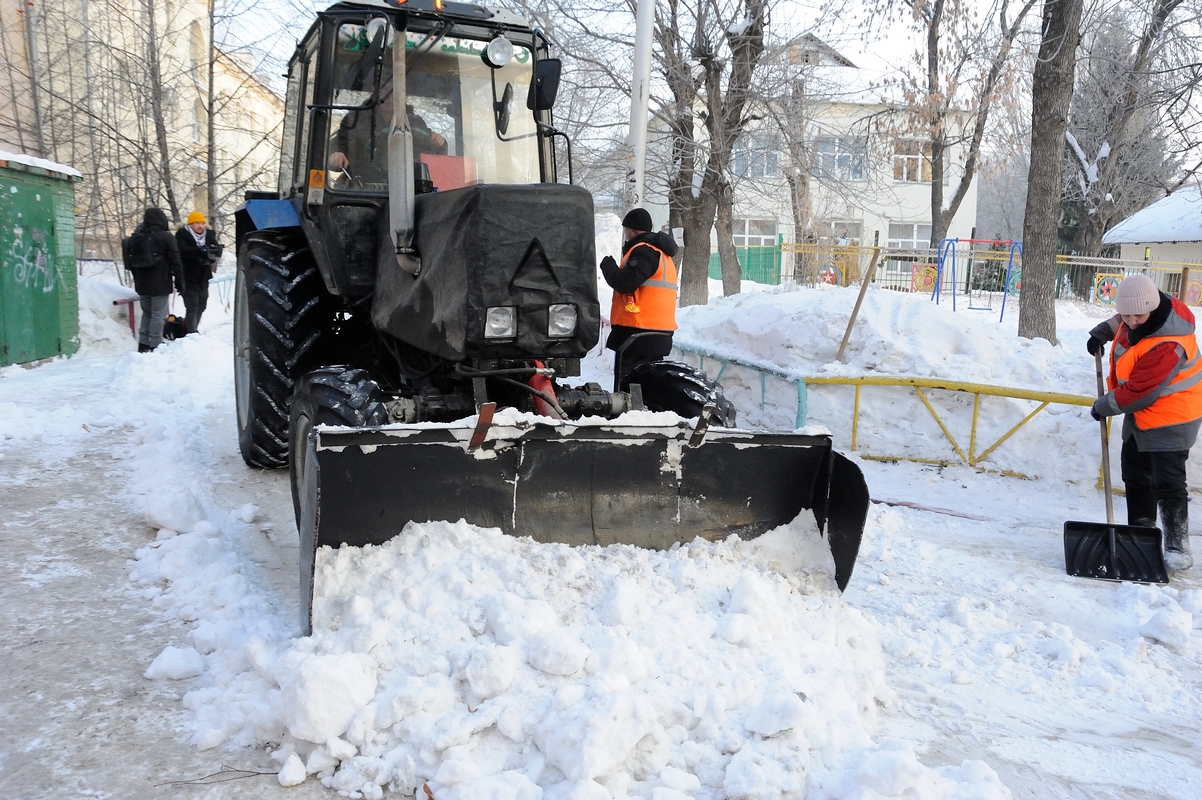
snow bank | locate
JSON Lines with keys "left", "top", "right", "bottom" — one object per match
{"left": 101, "top": 312, "right": 1009, "bottom": 796}
{"left": 5, "top": 224, "right": 1191, "bottom": 796}
{"left": 76, "top": 277, "right": 139, "bottom": 355}
{"left": 672, "top": 282, "right": 1126, "bottom": 484}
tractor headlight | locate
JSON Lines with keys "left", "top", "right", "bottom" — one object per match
{"left": 547, "top": 304, "right": 577, "bottom": 338}
{"left": 485, "top": 306, "right": 517, "bottom": 339}
{"left": 482, "top": 36, "right": 514, "bottom": 69}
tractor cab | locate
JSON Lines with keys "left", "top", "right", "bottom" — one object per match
{"left": 323, "top": 21, "right": 542, "bottom": 193}
{"left": 274, "top": 0, "right": 562, "bottom": 297}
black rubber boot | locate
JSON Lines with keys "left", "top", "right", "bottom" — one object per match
{"left": 1126, "top": 485, "right": 1159, "bottom": 528}
{"left": 1159, "top": 497, "right": 1193, "bottom": 571}
{"left": 137, "top": 343, "right": 152, "bottom": 353}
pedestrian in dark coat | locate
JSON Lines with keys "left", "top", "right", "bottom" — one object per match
{"left": 1089, "top": 273, "right": 1202, "bottom": 570}
{"left": 122, "top": 207, "right": 184, "bottom": 352}
{"left": 175, "top": 211, "right": 223, "bottom": 333}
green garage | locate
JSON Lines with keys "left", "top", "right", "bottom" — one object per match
{"left": 0, "top": 152, "right": 80, "bottom": 367}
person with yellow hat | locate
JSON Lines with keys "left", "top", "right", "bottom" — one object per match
{"left": 175, "top": 211, "right": 224, "bottom": 334}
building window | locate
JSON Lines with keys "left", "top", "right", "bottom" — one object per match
{"left": 888, "top": 222, "right": 933, "bottom": 249}
{"left": 733, "top": 133, "right": 780, "bottom": 179}
{"left": 733, "top": 218, "right": 778, "bottom": 247}
{"left": 812, "top": 136, "right": 866, "bottom": 181}
{"left": 893, "top": 140, "right": 933, "bottom": 182}
{"left": 814, "top": 220, "right": 863, "bottom": 244}
{"left": 789, "top": 46, "right": 820, "bottom": 65}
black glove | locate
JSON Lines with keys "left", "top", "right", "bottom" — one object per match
{"left": 1090, "top": 407, "right": 1102, "bottom": 422}
{"left": 1087, "top": 336, "right": 1105, "bottom": 356}
{"left": 600, "top": 255, "right": 617, "bottom": 272}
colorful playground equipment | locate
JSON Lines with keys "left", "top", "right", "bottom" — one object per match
{"left": 930, "top": 238, "right": 1023, "bottom": 321}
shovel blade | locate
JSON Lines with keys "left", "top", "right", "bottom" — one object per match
{"left": 1063, "top": 521, "right": 1168, "bottom": 583}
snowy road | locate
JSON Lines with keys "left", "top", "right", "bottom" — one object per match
{"left": 0, "top": 353, "right": 327, "bottom": 798}
{"left": 3, "top": 277, "right": 1202, "bottom": 798}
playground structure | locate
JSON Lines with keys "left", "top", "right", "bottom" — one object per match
{"left": 930, "top": 238, "right": 1023, "bottom": 321}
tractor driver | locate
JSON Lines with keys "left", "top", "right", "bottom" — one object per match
{"left": 600, "top": 208, "right": 681, "bottom": 387}
{"left": 328, "top": 82, "right": 448, "bottom": 186}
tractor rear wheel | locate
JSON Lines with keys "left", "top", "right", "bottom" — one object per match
{"left": 623, "top": 360, "right": 737, "bottom": 427}
{"left": 235, "top": 232, "right": 331, "bottom": 468}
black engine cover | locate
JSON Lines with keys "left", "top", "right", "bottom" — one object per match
{"left": 371, "top": 183, "right": 599, "bottom": 361}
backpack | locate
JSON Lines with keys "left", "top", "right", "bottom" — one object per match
{"left": 125, "top": 230, "right": 160, "bottom": 270}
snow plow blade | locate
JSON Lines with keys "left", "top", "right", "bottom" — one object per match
{"left": 296, "top": 421, "right": 869, "bottom": 633}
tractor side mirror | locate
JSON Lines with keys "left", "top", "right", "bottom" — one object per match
{"left": 496, "top": 83, "right": 513, "bottom": 136}
{"left": 527, "top": 59, "right": 561, "bottom": 111}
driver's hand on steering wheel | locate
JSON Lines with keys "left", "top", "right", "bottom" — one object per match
{"left": 430, "top": 132, "right": 446, "bottom": 152}
{"left": 328, "top": 151, "right": 350, "bottom": 170}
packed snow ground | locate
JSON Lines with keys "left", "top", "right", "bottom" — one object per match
{"left": 2, "top": 230, "right": 1201, "bottom": 799}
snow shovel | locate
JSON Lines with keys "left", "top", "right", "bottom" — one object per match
{"left": 1063, "top": 351, "right": 1168, "bottom": 583}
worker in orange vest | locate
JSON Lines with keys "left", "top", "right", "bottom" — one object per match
{"left": 600, "top": 208, "right": 680, "bottom": 387}
{"left": 1089, "top": 273, "right": 1202, "bottom": 570}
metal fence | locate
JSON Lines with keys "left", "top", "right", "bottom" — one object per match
{"left": 766, "top": 242, "right": 1202, "bottom": 311}
{"left": 673, "top": 340, "right": 1106, "bottom": 483}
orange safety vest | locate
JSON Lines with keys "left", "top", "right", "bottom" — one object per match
{"left": 609, "top": 242, "right": 678, "bottom": 331}
{"left": 1109, "top": 303, "right": 1202, "bottom": 430}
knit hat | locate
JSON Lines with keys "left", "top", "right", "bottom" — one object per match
{"left": 1115, "top": 274, "right": 1159, "bottom": 315}
{"left": 621, "top": 208, "right": 653, "bottom": 232}
{"left": 186, "top": 211, "right": 206, "bottom": 225}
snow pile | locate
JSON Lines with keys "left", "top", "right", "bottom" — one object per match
{"left": 76, "top": 277, "right": 138, "bottom": 354}
{"left": 673, "top": 284, "right": 1117, "bottom": 481}
{"left": 5, "top": 232, "right": 1182, "bottom": 796}
{"left": 0, "top": 147, "right": 82, "bottom": 177}
{"left": 130, "top": 498, "right": 1015, "bottom": 799}
{"left": 105, "top": 321, "right": 1010, "bottom": 798}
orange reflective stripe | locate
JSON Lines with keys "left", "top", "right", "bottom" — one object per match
{"left": 609, "top": 242, "right": 678, "bottom": 331}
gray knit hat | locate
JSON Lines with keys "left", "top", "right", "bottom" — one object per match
{"left": 1115, "top": 274, "right": 1159, "bottom": 315}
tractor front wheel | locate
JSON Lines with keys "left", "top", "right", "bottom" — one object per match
{"left": 623, "top": 360, "right": 737, "bottom": 427}
{"left": 234, "top": 232, "right": 331, "bottom": 468}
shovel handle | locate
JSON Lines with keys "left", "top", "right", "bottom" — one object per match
{"left": 1096, "top": 350, "right": 1114, "bottom": 525}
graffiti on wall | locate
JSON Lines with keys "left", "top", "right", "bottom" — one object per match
{"left": 6, "top": 225, "right": 57, "bottom": 293}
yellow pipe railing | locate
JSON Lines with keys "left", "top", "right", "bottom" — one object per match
{"left": 803, "top": 375, "right": 1094, "bottom": 480}
{"left": 674, "top": 342, "right": 1103, "bottom": 481}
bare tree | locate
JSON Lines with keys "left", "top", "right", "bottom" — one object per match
{"left": 27, "top": 0, "right": 284, "bottom": 263}
{"left": 975, "top": 62, "right": 1033, "bottom": 242}
{"left": 1061, "top": 0, "right": 1188, "bottom": 257}
{"left": 742, "top": 37, "right": 883, "bottom": 281}
{"left": 870, "top": 0, "right": 1039, "bottom": 245}
{"left": 1018, "top": 0, "right": 1085, "bottom": 344}
{"left": 658, "top": 0, "right": 774, "bottom": 304}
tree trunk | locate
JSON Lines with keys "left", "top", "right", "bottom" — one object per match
{"left": 926, "top": 0, "right": 947, "bottom": 246}
{"left": 678, "top": 197, "right": 717, "bottom": 307}
{"left": 206, "top": 0, "right": 217, "bottom": 222}
{"left": 786, "top": 166, "right": 813, "bottom": 282}
{"left": 145, "top": 0, "right": 181, "bottom": 223}
{"left": 715, "top": 180, "right": 740, "bottom": 297}
{"left": 930, "top": 131, "right": 948, "bottom": 245}
{"left": 1018, "top": 0, "right": 1085, "bottom": 344}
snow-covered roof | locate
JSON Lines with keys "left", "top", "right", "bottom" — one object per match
{"left": 0, "top": 148, "right": 81, "bottom": 180}
{"left": 1103, "top": 184, "right": 1202, "bottom": 244}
